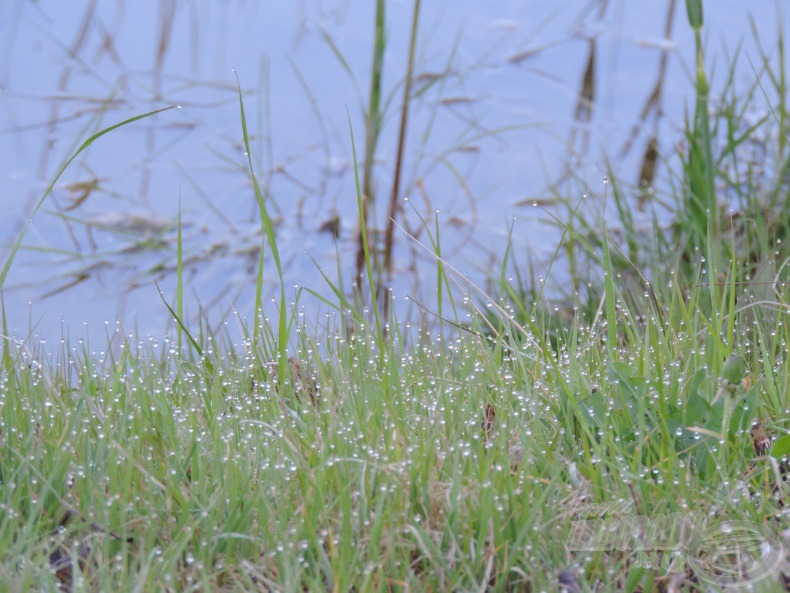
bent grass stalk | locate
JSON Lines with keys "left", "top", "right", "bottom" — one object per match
{"left": 0, "top": 105, "right": 177, "bottom": 291}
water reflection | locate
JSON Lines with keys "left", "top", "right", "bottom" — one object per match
{"left": 0, "top": 0, "right": 780, "bottom": 340}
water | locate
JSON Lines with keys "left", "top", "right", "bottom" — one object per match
{"left": 0, "top": 0, "right": 783, "bottom": 342}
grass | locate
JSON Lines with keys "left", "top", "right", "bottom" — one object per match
{"left": 3, "top": 224, "right": 789, "bottom": 591}
{"left": 1, "top": 2, "right": 790, "bottom": 592}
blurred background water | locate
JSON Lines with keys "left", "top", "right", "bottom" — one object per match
{"left": 0, "top": 0, "right": 783, "bottom": 343}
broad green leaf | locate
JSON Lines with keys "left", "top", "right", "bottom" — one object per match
{"left": 770, "top": 435, "right": 790, "bottom": 459}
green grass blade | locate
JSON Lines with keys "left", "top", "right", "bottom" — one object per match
{"left": 176, "top": 194, "right": 184, "bottom": 353}
{"left": 0, "top": 294, "right": 11, "bottom": 377}
{"left": 154, "top": 280, "right": 213, "bottom": 376}
{"left": 234, "top": 72, "right": 288, "bottom": 363}
{"left": 347, "top": 107, "right": 384, "bottom": 348}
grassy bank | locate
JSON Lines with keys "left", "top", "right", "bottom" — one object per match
{"left": 1, "top": 223, "right": 788, "bottom": 592}
{"left": 2, "top": 2, "right": 790, "bottom": 592}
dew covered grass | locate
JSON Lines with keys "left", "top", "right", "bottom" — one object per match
{"left": 1, "top": 244, "right": 788, "bottom": 591}
{"left": 2, "top": 0, "right": 790, "bottom": 591}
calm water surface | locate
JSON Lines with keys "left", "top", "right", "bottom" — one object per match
{"left": 0, "top": 0, "right": 781, "bottom": 342}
